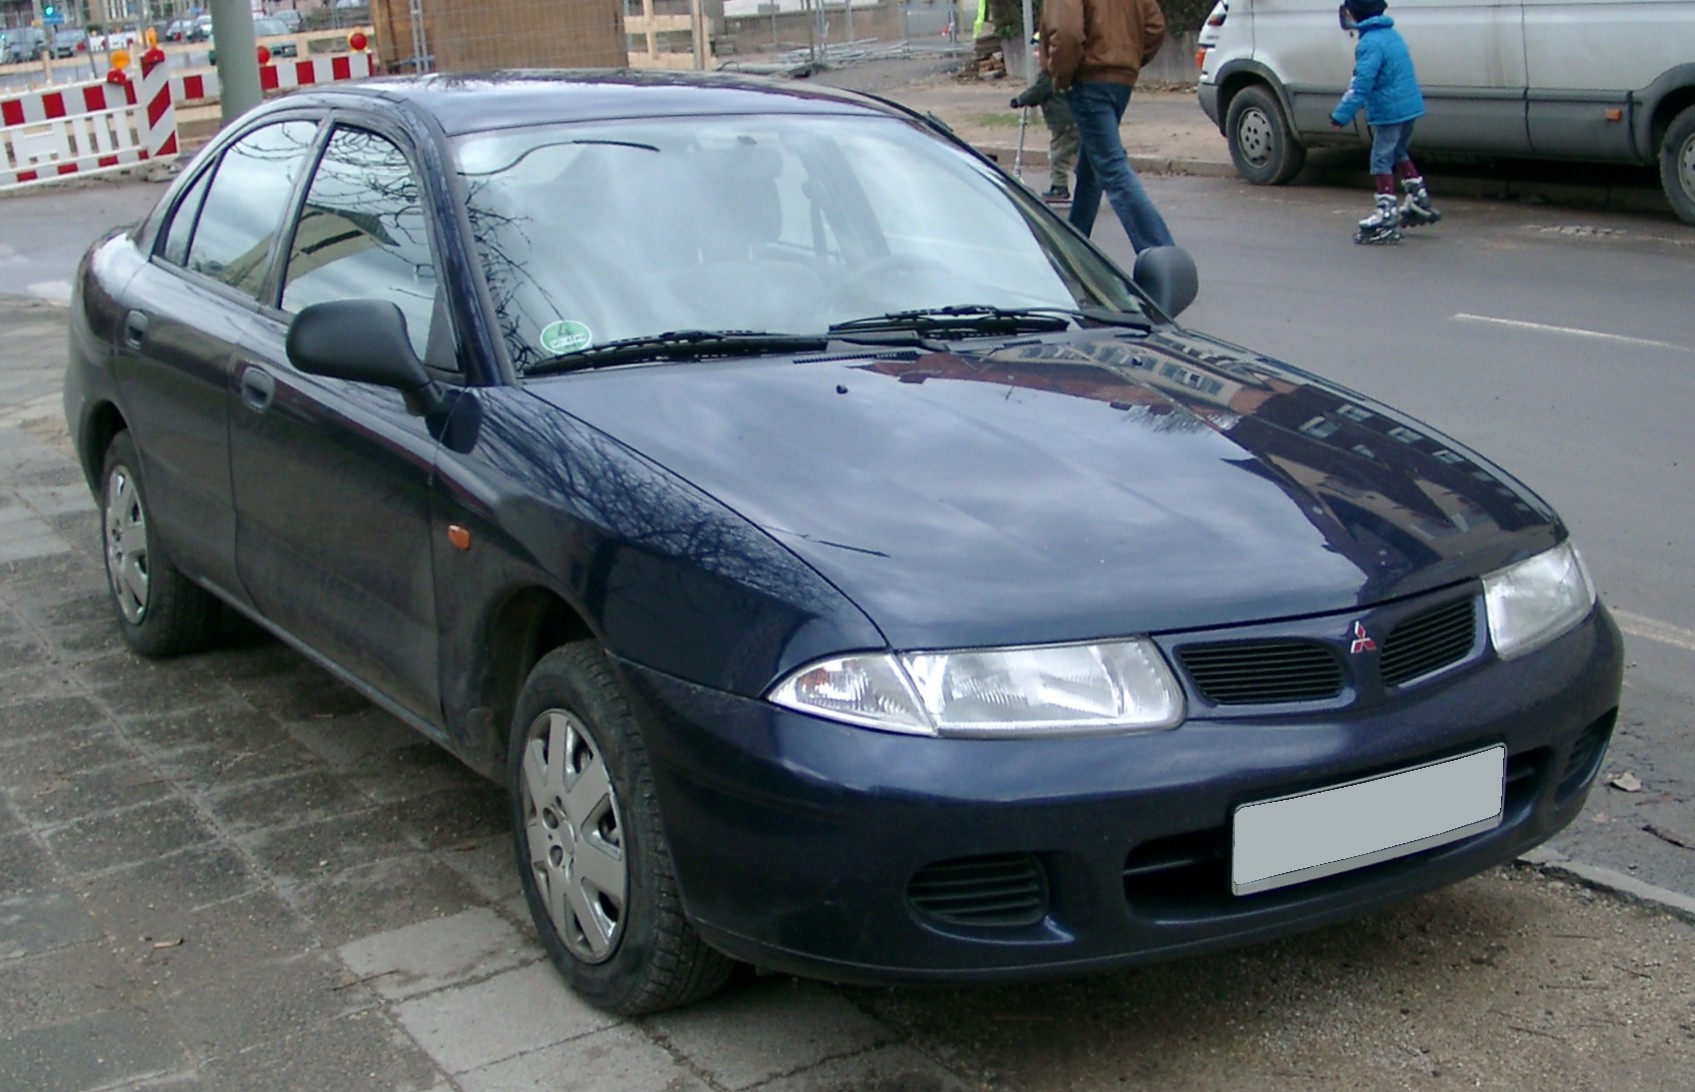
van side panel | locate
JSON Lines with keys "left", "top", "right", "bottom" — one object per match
{"left": 1397, "top": 0, "right": 1530, "bottom": 154}
{"left": 1522, "top": 0, "right": 1694, "bottom": 161}
{"left": 1238, "top": 0, "right": 1359, "bottom": 134}
{"left": 1247, "top": 0, "right": 1529, "bottom": 153}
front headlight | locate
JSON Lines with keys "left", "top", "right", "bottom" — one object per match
{"left": 1483, "top": 541, "right": 1596, "bottom": 660}
{"left": 767, "top": 639, "right": 1184, "bottom": 738}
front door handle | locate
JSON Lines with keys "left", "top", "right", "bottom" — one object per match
{"left": 123, "top": 310, "right": 149, "bottom": 348}
{"left": 239, "top": 366, "right": 275, "bottom": 413}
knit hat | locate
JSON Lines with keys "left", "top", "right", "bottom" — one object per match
{"left": 1344, "top": 0, "right": 1388, "bottom": 20}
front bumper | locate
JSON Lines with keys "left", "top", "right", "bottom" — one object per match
{"left": 1198, "top": 83, "right": 1223, "bottom": 131}
{"left": 621, "top": 604, "right": 1623, "bottom": 985}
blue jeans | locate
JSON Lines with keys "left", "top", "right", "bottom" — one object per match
{"left": 1062, "top": 81, "right": 1175, "bottom": 251}
{"left": 1369, "top": 120, "right": 1416, "bottom": 175}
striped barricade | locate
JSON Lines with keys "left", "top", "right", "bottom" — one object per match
{"left": 2, "top": 50, "right": 376, "bottom": 192}
{"left": 0, "top": 79, "right": 151, "bottom": 191}
{"left": 169, "top": 51, "right": 377, "bottom": 105}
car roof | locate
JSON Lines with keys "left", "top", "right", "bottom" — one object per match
{"left": 281, "top": 70, "right": 910, "bottom": 136}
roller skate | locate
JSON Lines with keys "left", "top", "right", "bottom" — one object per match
{"left": 1354, "top": 194, "right": 1402, "bottom": 245}
{"left": 1397, "top": 175, "right": 1442, "bottom": 227}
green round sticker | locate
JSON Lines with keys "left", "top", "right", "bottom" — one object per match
{"left": 540, "top": 320, "right": 593, "bottom": 355}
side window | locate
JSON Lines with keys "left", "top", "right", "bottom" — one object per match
{"left": 281, "top": 127, "right": 442, "bottom": 365}
{"left": 159, "top": 168, "right": 212, "bottom": 267}
{"left": 182, "top": 119, "right": 319, "bottom": 298}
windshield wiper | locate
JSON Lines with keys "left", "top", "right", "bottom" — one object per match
{"left": 829, "top": 305, "right": 1071, "bottom": 337}
{"left": 827, "top": 305, "right": 1151, "bottom": 338}
{"left": 524, "top": 329, "right": 830, "bottom": 376}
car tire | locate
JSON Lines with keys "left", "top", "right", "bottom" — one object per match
{"left": 509, "top": 642, "right": 735, "bottom": 1015}
{"left": 1660, "top": 104, "right": 1695, "bottom": 227}
{"left": 1227, "top": 85, "right": 1307, "bottom": 186}
{"left": 99, "top": 431, "right": 221, "bottom": 657}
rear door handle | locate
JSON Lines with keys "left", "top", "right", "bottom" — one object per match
{"left": 123, "top": 310, "right": 149, "bottom": 348}
{"left": 239, "top": 366, "right": 275, "bottom": 413}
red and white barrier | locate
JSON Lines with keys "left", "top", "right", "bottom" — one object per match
{"left": 1, "top": 50, "right": 375, "bottom": 193}
{"left": 168, "top": 52, "right": 375, "bottom": 105}
{"left": 0, "top": 79, "right": 151, "bottom": 190}
{"left": 139, "top": 52, "right": 178, "bottom": 160}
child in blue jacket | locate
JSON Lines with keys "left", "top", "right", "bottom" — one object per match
{"left": 1330, "top": 0, "right": 1441, "bottom": 243}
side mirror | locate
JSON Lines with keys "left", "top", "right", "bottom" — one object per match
{"left": 286, "top": 299, "right": 446, "bottom": 416}
{"left": 1132, "top": 246, "right": 1200, "bottom": 319}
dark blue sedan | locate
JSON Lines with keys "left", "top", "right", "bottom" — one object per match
{"left": 64, "top": 71, "right": 1623, "bottom": 1015}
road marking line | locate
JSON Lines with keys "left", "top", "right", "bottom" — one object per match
{"left": 1612, "top": 609, "right": 1695, "bottom": 654}
{"left": 1453, "top": 313, "right": 1692, "bottom": 354}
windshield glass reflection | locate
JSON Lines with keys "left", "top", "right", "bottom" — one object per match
{"left": 453, "top": 115, "right": 1147, "bottom": 373}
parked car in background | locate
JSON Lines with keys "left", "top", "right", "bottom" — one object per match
{"left": 189, "top": 14, "right": 213, "bottom": 41}
{"left": 7, "top": 25, "right": 48, "bottom": 61}
{"left": 164, "top": 18, "right": 192, "bottom": 41}
{"left": 274, "top": 9, "right": 302, "bottom": 32}
{"left": 253, "top": 17, "right": 298, "bottom": 56}
{"left": 210, "top": 17, "right": 300, "bottom": 64}
{"left": 1198, "top": 0, "right": 1695, "bottom": 225}
{"left": 50, "top": 27, "right": 90, "bottom": 59}
{"left": 65, "top": 71, "right": 1623, "bottom": 1018}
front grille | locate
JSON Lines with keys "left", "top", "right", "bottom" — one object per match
{"left": 1177, "top": 640, "right": 1344, "bottom": 705}
{"left": 1381, "top": 597, "right": 1477, "bottom": 686}
{"left": 907, "top": 853, "right": 1048, "bottom": 927}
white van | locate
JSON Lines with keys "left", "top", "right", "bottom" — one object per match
{"left": 1196, "top": 0, "right": 1695, "bottom": 224}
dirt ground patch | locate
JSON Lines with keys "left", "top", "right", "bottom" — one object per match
{"left": 847, "top": 865, "right": 1695, "bottom": 1090}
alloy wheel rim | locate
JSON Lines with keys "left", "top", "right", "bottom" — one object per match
{"left": 520, "top": 708, "right": 627, "bottom": 963}
{"left": 103, "top": 465, "right": 149, "bottom": 624}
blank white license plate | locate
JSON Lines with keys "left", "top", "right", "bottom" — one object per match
{"left": 1232, "top": 745, "right": 1505, "bottom": 896}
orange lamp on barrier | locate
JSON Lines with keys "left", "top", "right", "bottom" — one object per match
{"left": 144, "top": 27, "right": 157, "bottom": 48}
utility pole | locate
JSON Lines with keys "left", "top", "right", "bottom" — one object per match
{"left": 211, "top": 0, "right": 260, "bottom": 124}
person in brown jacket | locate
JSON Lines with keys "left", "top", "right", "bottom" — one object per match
{"left": 1037, "top": 0, "right": 1176, "bottom": 251}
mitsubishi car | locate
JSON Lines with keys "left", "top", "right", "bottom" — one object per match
{"left": 64, "top": 71, "right": 1622, "bottom": 1015}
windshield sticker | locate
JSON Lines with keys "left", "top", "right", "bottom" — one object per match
{"left": 540, "top": 320, "right": 594, "bottom": 356}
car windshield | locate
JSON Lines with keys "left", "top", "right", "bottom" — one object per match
{"left": 453, "top": 112, "right": 1151, "bottom": 375}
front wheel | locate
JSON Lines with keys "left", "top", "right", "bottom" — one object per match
{"left": 1226, "top": 85, "right": 1308, "bottom": 186}
{"left": 509, "top": 643, "right": 735, "bottom": 1015}
{"left": 1660, "top": 104, "right": 1695, "bottom": 226}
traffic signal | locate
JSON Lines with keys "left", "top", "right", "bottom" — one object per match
{"left": 43, "top": 4, "right": 56, "bottom": 17}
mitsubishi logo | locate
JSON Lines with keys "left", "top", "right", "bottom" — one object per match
{"left": 1349, "top": 621, "right": 1377, "bottom": 654}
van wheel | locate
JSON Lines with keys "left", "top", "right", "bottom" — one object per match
{"left": 1661, "top": 105, "right": 1695, "bottom": 226}
{"left": 1227, "top": 85, "right": 1307, "bottom": 186}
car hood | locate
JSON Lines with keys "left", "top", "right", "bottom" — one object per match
{"left": 525, "top": 329, "right": 1561, "bottom": 651}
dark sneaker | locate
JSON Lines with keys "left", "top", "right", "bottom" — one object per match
{"left": 1042, "top": 187, "right": 1071, "bottom": 206}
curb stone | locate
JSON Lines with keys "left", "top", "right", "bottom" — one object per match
{"left": 1518, "top": 846, "right": 1695, "bottom": 926}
